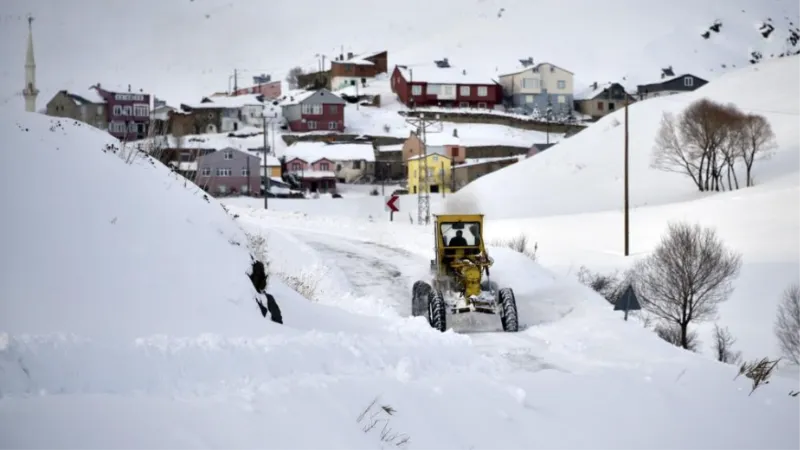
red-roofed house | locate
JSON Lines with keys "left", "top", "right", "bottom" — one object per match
{"left": 279, "top": 89, "right": 347, "bottom": 133}
{"left": 390, "top": 64, "right": 502, "bottom": 109}
{"left": 285, "top": 156, "right": 338, "bottom": 193}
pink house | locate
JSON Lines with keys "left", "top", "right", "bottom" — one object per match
{"left": 285, "top": 157, "right": 337, "bottom": 193}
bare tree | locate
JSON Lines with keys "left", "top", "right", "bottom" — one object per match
{"left": 285, "top": 66, "right": 305, "bottom": 90}
{"left": 655, "top": 322, "right": 700, "bottom": 351}
{"left": 775, "top": 283, "right": 800, "bottom": 365}
{"left": 633, "top": 221, "right": 742, "bottom": 350}
{"left": 733, "top": 113, "right": 776, "bottom": 187}
{"left": 712, "top": 323, "right": 742, "bottom": 364}
{"left": 651, "top": 99, "right": 741, "bottom": 192}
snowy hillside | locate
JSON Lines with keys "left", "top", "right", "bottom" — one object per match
{"left": 1, "top": 0, "right": 798, "bottom": 106}
{"left": 2, "top": 106, "right": 798, "bottom": 448}
{"left": 456, "top": 55, "right": 800, "bottom": 219}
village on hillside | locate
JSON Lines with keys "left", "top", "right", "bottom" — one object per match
{"left": 42, "top": 48, "right": 710, "bottom": 199}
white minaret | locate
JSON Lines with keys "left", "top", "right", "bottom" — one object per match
{"left": 23, "top": 15, "right": 39, "bottom": 113}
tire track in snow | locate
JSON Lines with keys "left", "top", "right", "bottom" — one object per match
{"left": 291, "top": 230, "right": 424, "bottom": 316}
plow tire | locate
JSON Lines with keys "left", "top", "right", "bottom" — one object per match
{"left": 498, "top": 287, "right": 519, "bottom": 332}
{"left": 428, "top": 288, "right": 447, "bottom": 332}
{"left": 411, "top": 280, "right": 432, "bottom": 317}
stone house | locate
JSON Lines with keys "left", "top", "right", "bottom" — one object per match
{"left": 452, "top": 157, "right": 520, "bottom": 190}
{"left": 45, "top": 89, "right": 107, "bottom": 130}
{"left": 573, "top": 82, "right": 636, "bottom": 120}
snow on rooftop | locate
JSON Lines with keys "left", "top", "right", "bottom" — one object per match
{"left": 455, "top": 156, "right": 522, "bottom": 168}
{"left": 377, "top": 144, "right": 404, "bottom": 152}
{"left": 425, "top": 133, "right": 461, "bottom": 146}
{"left": 291, "top": 170, "right": 336, "bottom": 179}
{"left": 396, "top": 65, "right": 498, "bottom": 86}
{"left": 574, "top": 82, "right": 614, "bottom": 100}
{"left": 283, "top": 141, "right": 376, "bottom": 162}
{"left": 189, "top": 94, "right": 264, "bottom": 109}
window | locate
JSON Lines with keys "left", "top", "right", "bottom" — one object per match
{"left": 97, "top": 106, "right": 103, "bottom": 115}
{"left": 459, "top": 102, "right": 469, "bottom": 107}
{"left": 113, "top": 105, "right": 122, "bottom": 115}
{"left": 329, "top": 105, "right": 338, "bottom": 113}
{"left": 241, "top": 168, "right": 250, "bottom": 176}
{"left": 427, "top": 84, "right": 441, "bottom": 95}
{"left": 597, "top": 101, "right": 604, "bottom": 111}
{"left": 224, "top": 151, "right": 233, "bottom": 160}
{"left": 451, "top": 147, "right": 460, "bottom": 157}
{"left": 521, "top": 78, "right": 537, "bottom": 89}
{"left": 319, "top": 162, "right": 329, "bottom": 171}
{"left": 128, "top": 122, "right": 138, "bottom": 133}
{"left": 558, "top": 95, "right": 565, "bottom": 104}
{"left": 241, "top": 185, "right": 249, "bottom": 193}
{"left": 201, "top": 167, "right": 211, "bottom": 176}
{"left": 557, "top": 80, "right": 566, "bottom": 89}
{"left": 217, "top": 185, "right": 227, "bottom": 194}
{"left": 291, "top": 163, "right": 302, "bottom": 171}
{"left": 684, "top": 77, "right": 694, "bottom": 87}
{"left": 329, "top": 121, "right": 339, "bottom": 130}
{"left": 477, "top": 86, "right": 488, "bottom": 97}
{"left": 301, "top": 104, "right": 322, "bottom": 115}
{"left": 122, "top": 105, "right": 132, "bottom": 116}
{"left": 353, "top": 160, "right": 361, "bottom": 169}
{"left": 411, "top": 85, "right": 422, "bottom": 95}
{"left": 216, "top": 168, "right": 232, "bottom": 176}
{"left": 525, "top": 95, "right": 534, "bottom": 104}
{"left": 609, "top": 102, "right": 616, "bottom": 110}
{"left": 477, "top": 102, "right": 487, "bottom": 108}
{"left": 459, "top": 86, "right": 470, "bottom": 96}
{"left": 307, "top": 120, "right": 318, "bottom": 130}
{"left": 133, "top": 104, "right": 149, "bottom": 117}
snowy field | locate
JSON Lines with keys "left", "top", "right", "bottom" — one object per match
{"left": 225, "top": 57, "right": 800, "bottom": 365}
{"left": 2, "top": 97, "right": 799, "bottom": 448}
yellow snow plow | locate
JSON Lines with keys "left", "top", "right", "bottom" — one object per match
{"left": 411, "top": 214, "right": 519, "bottom": 332}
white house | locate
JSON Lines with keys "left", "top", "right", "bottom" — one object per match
{"left": 497, "top": 60, "right": 574, "bottom": 115}
{"left": 283, "top": 141, "right": 376, "bottom": 183}
{"left": 183, "top": 94, "right": 266, "bottom": 132}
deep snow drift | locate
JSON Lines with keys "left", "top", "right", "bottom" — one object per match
{"left": 455, "top": 55, "right": 800, "bottom": 219}
{"left": 1, "top": 0, "right": 797, "bottom": 105}
{"left": 1, "top": 107, "right": 798, "bottom": 448}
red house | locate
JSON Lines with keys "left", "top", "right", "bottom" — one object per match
{"left": 285, "top": 157, "right": 338, "bottom": 193}
{"left": 390, "top": 64, "right": 502, "bottom": 109}
{"left": 280, "top": 89, "right": 347, "bottom": 133}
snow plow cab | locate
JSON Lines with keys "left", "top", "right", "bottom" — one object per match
{"left": 411, "top": 213, "right": 519, "bottom": 333}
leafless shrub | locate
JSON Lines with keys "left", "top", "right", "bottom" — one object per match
{"left": 735, "top": 357, "right": 781, "bottom": 395}
{"left": 712, "top": 323, "right": 742, "bottom": 364}
{"left": 651, "top": 98, "right": 772, "bottom": 192}
{"left": 775, "top": 283, "right": 800, "bottom": 365}
{"left": 633, "top": 221, "right": 742, "bottom": 350}
{"left": 733, "top": 113, "right": 776, "bottom": 187}
{"left": 244, "top": 231, "right": 268, "bottom": 264}
{"left": 655, "top": 322, "right": 701, "bottom": 352}
{"left": 274, "top": 266, "right": 326, "bottom": 301}
{"left": 285, "top": 66, "right": 305, "bottom": 89}
{"left": 575, "top": 266, "right": 630, "bottom": 304}
{"left": 356, "top": 397, "right": 410, "bottom": 448}
{"left": 492, "top": 233, "right": 538, "bottom": 261}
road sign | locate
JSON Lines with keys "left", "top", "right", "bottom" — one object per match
{"left": 614, "top": 284, "right": 642, "bottom": 321}
{"left": 385, "top": 195, "right": 400, "bottom": 213}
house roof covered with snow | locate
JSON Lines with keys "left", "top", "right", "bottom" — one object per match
{"left": 184, "top": 94, "right": 264, "bottom": 110}
{"left": 396, "top": 65, "right": 498, "bottom": 86}
{"left": 283, "top": 141, "right": 375, "bottom": 163}
{"left": 574, "top": 82, "right": 614, "bottom": 100}
{"left": 278, "top": 89, "right": 345, "bottom": 106}
{"left": 496, "top": 61, "right": 574, "bottom": 77}
{"left": 454, "top": 156, "right": 521, "bottom": 168}
{"left": 333, "top": 50, "right": 385, "bottom": 66}
{"left": 377, "top": 144, "right": 404, "bottom": 152}
{"left": 424, "top": 133, "right": 461, "bottom": 147}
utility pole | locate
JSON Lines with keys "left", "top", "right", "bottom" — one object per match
{"left": 233, "top": 69, "right": 238, "bottom": 93}
{"left": 405, "top": 113, "right": 443, "bottom": 226}
{"left": 263, "top": 113, "right": 268, "bottom": 210}
{"left": 623, "top": 91, "right": 630, "bottom": 256}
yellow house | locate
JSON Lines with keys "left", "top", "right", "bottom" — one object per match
{"left": 261, "top": 154, "right": 282, "bottom": 178}
{"left": 407, "top": 153, "right": 452, "bottom": 194}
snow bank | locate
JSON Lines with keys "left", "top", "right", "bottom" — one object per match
{"left": 0, "top": 110, "right": 282, "bottom": 341}
{"left": 457, "top": 55, "right": 800, "bottom": 219}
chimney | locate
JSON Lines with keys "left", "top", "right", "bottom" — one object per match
{"left": 347, "top": 51, "right": 353, "bottom": 59}
{"left": 462, "top": 69, "right": 466, "bottom": 75}
{"left": 591, "top": 81, "right": 597, "bottom": 90}
{"left": 128, "top": 84, "right": 131, "bottom": 92}
{"left": 452, "top": 128, "right": 458, "bottom": 137}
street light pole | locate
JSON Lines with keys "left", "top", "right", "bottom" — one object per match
{"left": 623, "top": 92, "right": 630, "bottom": 256}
